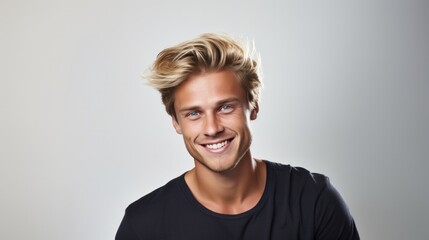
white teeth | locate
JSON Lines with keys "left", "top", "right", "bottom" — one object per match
{"left": 206, "top": 140, "right": 228, "bottom": 149}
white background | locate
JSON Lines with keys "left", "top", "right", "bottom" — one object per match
{"left": 1, "top": 0, "right": 428, "bottom": 239}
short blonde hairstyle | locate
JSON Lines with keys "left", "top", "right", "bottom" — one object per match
{"left": 146, "top": 33, "right": 262, "bottom": 118}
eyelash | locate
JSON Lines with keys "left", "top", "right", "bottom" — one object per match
{"left": 219, "top": 104, "right": 233, "bottom": 112}
{"left": 186, "top": 111, "right": 200, "bottom": 118}
{"left": 184, "top": 104, "right": 234, "bottom": 119}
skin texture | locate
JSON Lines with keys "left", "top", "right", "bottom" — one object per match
{"left": 172, "top": 70, "right": 266, "bottom": 214}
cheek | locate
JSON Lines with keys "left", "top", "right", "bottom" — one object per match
{"left": 185, "top": 135, "right": 194, "bottom": 143}
{"left": 181, "top": 123, "right": 203, "bottom": 143}
{"left": 183, "top": 135, "right": 198, "bottom": 152}
{"left": 222, "top": 109, "right": 246, "bottom": 121}
{"left": 222, "top": 113, "right": 249, "bottom": 129}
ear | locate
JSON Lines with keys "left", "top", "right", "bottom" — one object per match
{"left": 172, "top": 116, "right": 183, "bottom": 134}
{"left": 250, "top": 102, "right": 259, "bottom": 120}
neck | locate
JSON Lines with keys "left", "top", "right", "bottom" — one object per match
{"left": 185, "top": 151, "right": 266, "bottom": 214}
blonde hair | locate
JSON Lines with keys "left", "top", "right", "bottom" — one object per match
{"left": 146, "top": 33, "right": 262, "bottom": 118}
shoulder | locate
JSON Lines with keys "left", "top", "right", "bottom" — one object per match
{"left": 116, "top": 175, "right": 185, "bottom": 239}
{"left": 265, "top": 160, "right": 359, "bottom": 239}
{"left": 265, "top": 160, "right": 329, "bottom": 193}
{"left": 125, "top": 175, "right": 183, "bottom": 220}
{"left": 265, "top": 160, "right": 333, "bottom": 216}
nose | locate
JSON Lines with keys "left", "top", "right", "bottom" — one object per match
{"left": 204, "top": 113, "right": 224, "bottom": 137}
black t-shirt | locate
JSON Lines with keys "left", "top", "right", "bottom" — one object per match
{"left": 116, "top": 161, "right": 359, "bottom": 240}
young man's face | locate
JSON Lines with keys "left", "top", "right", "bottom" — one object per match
{"left": 172, "top": 70, "right": 258, "bottom": 173}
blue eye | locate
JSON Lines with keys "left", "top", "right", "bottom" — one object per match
{"left": 186, "top": 111, "right": 200, "bottom": 119}
{"left": 220, "top": 105, "right": 233, "bottom": 113}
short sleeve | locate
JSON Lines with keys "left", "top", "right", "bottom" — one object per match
{"left": 314, "top": 179, "right": 360, "bottom": 240}
{"left": 115, "top": 211, "right": 140, "bottom": 240}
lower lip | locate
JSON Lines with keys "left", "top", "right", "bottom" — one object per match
{"left": 204, "top": 140, "right": 232, "bottom": 153}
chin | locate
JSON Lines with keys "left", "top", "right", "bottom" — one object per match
{"left": 197, "top": 154, "right": 242, "bottom": 173}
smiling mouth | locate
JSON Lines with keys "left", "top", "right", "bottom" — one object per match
{"left": 202, "top": 138, "right": 234, "bottom": 151}
{"left": 206, "top": 140, "right": 229, "bottom": 149}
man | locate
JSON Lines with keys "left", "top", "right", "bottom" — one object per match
{"left": 116, "top": 33, "right": 359, "bottom": 240}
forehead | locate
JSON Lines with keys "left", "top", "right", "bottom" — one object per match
{"left": 174, "top": 70, "right": 246, "bottom": 109}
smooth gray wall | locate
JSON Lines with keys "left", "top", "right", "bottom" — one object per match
{"left": 1, "top": 0, "right": 428, "bottom": 239}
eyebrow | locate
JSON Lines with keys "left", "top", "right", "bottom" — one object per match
{"left": 177, "top": 98, "right": 242, "bottom": 114}
{"left": 216, "top": 98, "right": 242, "bottom": 107}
